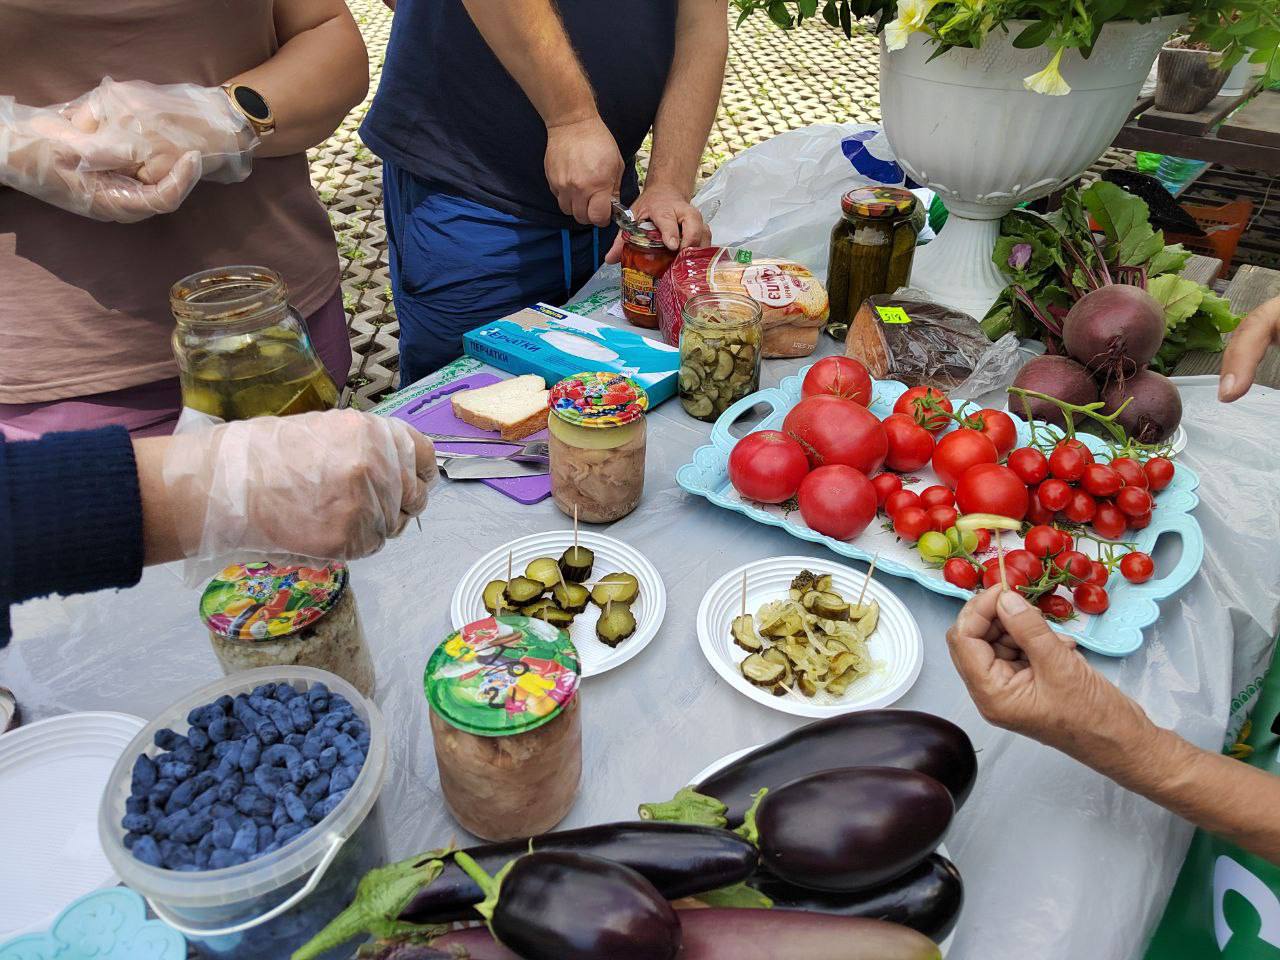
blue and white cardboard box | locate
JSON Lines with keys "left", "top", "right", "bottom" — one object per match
{"left": 463, "top": 303, "right": 680, "bottom": 404}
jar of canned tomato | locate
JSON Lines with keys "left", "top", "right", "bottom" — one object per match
{"left": 620, "top": 223, "right": 677, "bottom": 329}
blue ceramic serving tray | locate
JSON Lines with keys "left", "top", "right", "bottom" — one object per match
{"left": 0, "top": 888, "right": 185, "bottom": 960}
{"left": 675, "top": 367, "right": 1203, "bottom": 657}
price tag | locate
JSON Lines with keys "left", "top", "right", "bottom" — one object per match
{"left": 876, "top": 306, "right": 912, "bottom": 325}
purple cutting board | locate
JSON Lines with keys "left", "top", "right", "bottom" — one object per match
{"left": 391, "top": 372, "right": 551, "bottom": 505}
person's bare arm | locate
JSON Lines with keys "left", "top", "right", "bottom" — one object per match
{"left": 1219, "top": 295, "right": 1280, "bottom": 402}
{"left": 948, "top": 587, "right": 1280, "bottom": 863}
{"left": 460, "top": 0, "right": 622, "bottom": 226}
{"left": 231, "top": 0, "right": 369, "bottom": 157}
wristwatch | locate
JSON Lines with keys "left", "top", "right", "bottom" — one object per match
{"left": 220, "top": 82, "right": 276, "bottom": 139}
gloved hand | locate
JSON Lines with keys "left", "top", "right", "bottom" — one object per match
{"left": 162, "top": 410, "right": 437, "bottom": 572}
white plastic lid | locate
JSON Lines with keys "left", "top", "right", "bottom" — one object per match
{"left": 0, "top": 711, "right": 145, "bottom": 938}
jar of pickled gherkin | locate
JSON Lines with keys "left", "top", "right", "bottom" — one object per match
{"left": 547, "top": 372, "right": 649, "bottom": 524}
{"left": 678, "top": 292, "right": 762, "bottom": 422}
{"left": 170, "top": 266, "right": 340, "bottom": 421}
{"left": 825, "top": 187, "right": 919, "bottom": 341}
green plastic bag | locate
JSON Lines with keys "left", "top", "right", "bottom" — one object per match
{"left": 1144, "top": 649, "right": 1280, "bottom": 959}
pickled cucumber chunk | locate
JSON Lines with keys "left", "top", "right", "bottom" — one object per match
{"left": 525, "top": 557, "right": 563, "bottom": 590}
{"left": 504, "top": 576, "right": 546, "bottom": 606}
{"left": 482, "top": 580, "right": 509, "bottom": 615}
{"left": 552, "top": 581, "right": 590, "bottom": 614}
{"left": 596, "top": 603, "right": 637, "bottom": 648}
{"left": 590, "top": 572, "right": 640, "bottom": 607}
{"left": 731, "top": 614, "right": 763, "bottom": 652}
{"left": 558, "top": 546, "right": 595, "bottom": 583}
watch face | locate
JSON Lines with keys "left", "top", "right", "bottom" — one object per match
{"left": 232, "top": 85, "right": 270, "bottom": 122}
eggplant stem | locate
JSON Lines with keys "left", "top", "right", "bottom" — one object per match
{"left": 692, "top": 881, "right": 775, "bottom": 909}
{"left": 452, "top": 851, "right": 515, "bottom": 927}
{"left": 637, "top": 787, "right": 729, "bottom": 828}
{"left": 735, "top": 788, "right": 768, "bottom": 846}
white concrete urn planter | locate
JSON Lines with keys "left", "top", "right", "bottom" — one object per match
{"left": 879, "top": 16, "right": 1183, "bottom": 320}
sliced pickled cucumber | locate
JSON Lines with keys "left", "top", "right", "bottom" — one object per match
{"left": 482, "top": 580, "right": 509, "bottom": 615}
{"left": 537, "top": 606, "right": 576, "bottom": 629}
{"left": 552, "top": 581, "right": 590, "bottom": 614}
{"left": 797, "top": 671, "right": 819, "bottom": 697}
{"left": 731, "top": 614, "right": 762, "bottom": 652}
{"left": 504, "top": 576, "right": 546, "bottom": 606}
{"left": 525, "top": 557, "right": 562, "bottom": 590}
{"left": 713, "top": 349, "right": 734, "bottom": 380}
{"left": 811, "top": 592, "right": 850, "bottom": 621}
{"left": 596, "top": 605, "right": 636, "bottom": 648}
{"left": 558, "top": 546, "right": 595, "bottom": 583}
{"left": 855, "top": 602, "right": 880, "bottom": 640}
{"left": 740, "top": 653, "right": 785, "bottom": 687}
{"left": 520, "top": 599, "right": 557, "bottom": 618}
{"left": 590, "top": 572, "right": 640, "bottom": 607}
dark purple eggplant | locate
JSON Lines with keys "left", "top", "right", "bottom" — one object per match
{"left": 400, "top": 822, "right": 757, "bottom": 924}
{"left": 456, "top": 850, "right": 681, "bottom": 960}
{"left": 750, "top": 767, "right": 953, "bottom": 893}
{"left": 641, "top": 711, "right": 975, "bottom": 827}
{"left": 748, "top": 853, "right": 963, "bottom": 940}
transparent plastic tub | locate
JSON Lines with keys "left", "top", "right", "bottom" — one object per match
{"left": 98, "top": 667, "right": 387, "bottom": 960}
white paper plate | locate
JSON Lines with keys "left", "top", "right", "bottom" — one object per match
{"left": 452, "top": 530, "right": 666, "bottom": 678}
{"left": 691, "top": 745, "right": 957, "bottom": 957}
{"left": 1168, "top": 424, "right": 1188, "bottom": 458}
{"left": 697, "top": 557, "right": 922, "bottom": 718}
{"left": 0, "top": 711, "right": 146, "bottom": 939}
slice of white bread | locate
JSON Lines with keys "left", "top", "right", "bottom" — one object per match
{"left": 451, "top": 375, "right": 549, "bottom": 441}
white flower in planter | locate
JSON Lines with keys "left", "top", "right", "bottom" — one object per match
{"left": 1023, "top": 47, "right": 1071, "bottom": 96}
{"left": 885, "top": 0, "right": 939, "bottom": 51}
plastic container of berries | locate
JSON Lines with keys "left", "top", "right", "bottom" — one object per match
{"left": 97, "top": 667, "right": 387, "bottom": 960}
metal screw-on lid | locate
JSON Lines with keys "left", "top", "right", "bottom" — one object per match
{"left": 549, "top": 372, "right": 649, "bottom": 429}
{"left": 841, "top": 186, "right": 918, "bottom": 220}
{"left": 200, "top": 561, "right": 347, "bottom": 641}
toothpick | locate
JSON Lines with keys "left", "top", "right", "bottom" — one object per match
{"left": 573, "top": 504, "right": 579, "bottom": 551}
{"left": 740, "top": 571, "right": 748, "bottom": 618}
{"left": 506, "top": 550, "right": 513, "bottom": 583}
{"left": 855, "top": 553, "right": 879, "bottom": 608}
{"left": 996, "top": 536, "right": 1009, "bottom": 591}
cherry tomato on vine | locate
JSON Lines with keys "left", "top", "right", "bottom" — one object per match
{"left": 927, "top": 505, "right": 959, "bottom": 533}
{"left": 1110, "top": 457, "right": 1147, "bottom": 489}
{"left": 882, "top": 413, "right": 936, "bottom": 472}
{"left": 1008, "top": 447, "right": 1049, "bottom": 485}
{"left": 1063, "top": 489, "right": 1097, "bottom": 524}
{"left": 1130, "top": 511, "right": 1153, "bottom": 530}
{"left": 1144, "top": 456, "right": 1175, "bottom": 492}
{"left": 981, "top": 559, "right": 1030, "bottom": 591}
{"left": 1053, "top": 549, "right": 1093, "bottom": 583}
{"left": 1026, "top": 492, "right": 1057, "bottom": 526}
{"left": 1116, "top": 486, "right": 1154, "bottom": 518}
{"left": 1081, "top": 463, "right": 1122, "bottom": 498}
{"left": 1004, "top": 548, "right": 1044, "bottom": 582}
{"left": 1049, "top": 443, "right": 1089, "bottom": 483}
{"left": 1056, "top": 530, "right": 1075, "bottom": 553}
{"left": 894, "top": 386, "right": 953, "bottom": 433}
{"left": 1120, "top": 551, "right": 1154, "bottom": 584}
{"left": 1037, "top": 593, "right": 1075, "bottom": 621}
{"left": 1073, "top": 583, "right": 1110, "bottom": 615}
{"left": 884, "top": 489, "right": 922, "bottom": 519}
{"left": 1025, "top": 524, "right": 1064, "bottom": 559}
{"left": 969, "top": 408, "right": 1017, "bottom": 458}
{"left": 871, "top": 472, "right": 903, "bottom": 508}
{"left": 973, "top": 528, "right": 993, "bottom": 553}
{"left": 893, "top": 506, "right": 932, "bottom": 542}
{"left": 943, "top": 557, "right": 980, "bottom": 590}
{"left": 1060, "top": 438, "right": 1095, "bottom": 461}
{"left": 932, "top": 429, "right": 998, "bottom": 489}
{"left": 1092, "top": 501, "right": 1128, "bottom": 540}
{"left": 1037, "top": 478, "right": 1072, "bottom": 512}
{"left": 1085, "top": 561, "right": 1109, "bottom": 587}
{"left": 920, "top": 485, "right": 955, "bottom": 509}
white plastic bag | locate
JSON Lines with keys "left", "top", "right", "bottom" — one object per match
{"left": 693, "top": 124, "right": 906, "bottom": 280}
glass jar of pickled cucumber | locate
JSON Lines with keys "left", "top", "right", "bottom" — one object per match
{"left": 825, "top": 187, "right": 920, "bottom": 341}
{"left": 170, "top": 266, "right": 339, "bottom": 421}
{"left": 678, "top": 291, "right": 762, "bottom": 422}
{"left": 425, "top": 615, "right": 582, "bottom": 841}
{"left": 547, "top": 372, "right": 649, "bottom": 524}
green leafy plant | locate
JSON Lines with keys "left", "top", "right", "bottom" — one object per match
{"left": 981, "top": 181, "right": 1240, "bottom": 373}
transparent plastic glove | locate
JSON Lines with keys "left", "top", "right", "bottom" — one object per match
{"left": 162, "top": 410, "right": 436, "bottom": 581}
{"left": 0, "top": 94, "right": 199, "bottom": 223}
{"left": 66, "top": 77, "right": 258, "bottom": 187}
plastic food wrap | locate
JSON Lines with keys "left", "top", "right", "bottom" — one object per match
{"left": 656, "top": 247, "right": 828, "bottom": 359}
{"left": 845, "top": 295, "right": 1020, "bottom": 394}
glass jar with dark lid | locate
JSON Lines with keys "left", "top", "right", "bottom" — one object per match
{"left": 825, "top": 187, "right": 920, "bottom": 341}
{"left": 620, "top": 222, "right": 677, "bottom": 329}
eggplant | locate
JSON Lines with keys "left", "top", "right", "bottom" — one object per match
{"left": 438, "top": 909, "right": 942, "bottom": 960}
{"left": 356, "top": 945, "right": 455, "bottom": 960}
{"left": 400, "top": 821, "right": 757, "bottom": 923}
{"left": 640, "top": 710, "right": 975, "bottom": 826}
{"left": 456, "top": 850, "right": 681, "bottom": 960}
{"left": 748, "top": 853, "right": 963, "bottom": 941}
{"left": 751, "top": 768, "right": 953, "bottom": 893}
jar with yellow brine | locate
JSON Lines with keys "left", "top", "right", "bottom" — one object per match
{"left": 171, "top": 266, "right": 339, "bottom": 420}
{"left": 425, "top": 616, "right": 582, "bottom": 841}
{"left": 678, "top": 291, "right": 762, "bottom": 422}
{"left": 825, "top": 187, "right": 920, "bottom": 341}
{"left": 548, "top": 372, "right": 649, "bottom": 524}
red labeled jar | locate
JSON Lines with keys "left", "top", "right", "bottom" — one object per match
{"left": 620, "top": 223, "right": 677, "bottom": 329}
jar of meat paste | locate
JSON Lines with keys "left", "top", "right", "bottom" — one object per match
{"left": 620, "top": 223, "right": 677, "bottom": 328}
{"left": 547, "top": 372, "right": 649, "bottom": 524}
{"left": 200, "top": 561, "right": 374, "bottom": 697}
{"left": 425, "top": 616, "right": 582, "bottom": 841}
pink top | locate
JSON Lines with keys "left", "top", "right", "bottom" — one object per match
{"left": 0, "top": 0, "right": 341, "bottom": 403}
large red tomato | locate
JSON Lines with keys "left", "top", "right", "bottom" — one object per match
{"left": 967, "top": 408, "right": 1017, "bottom": 458}
{"left": 801, "top": 356, "right": 873, "bottom": 406}
{"left": 783, "top": 395, "right": 887, "bottom": 475}
{"left": 728, "top": 430, "right": 810, "bottom": 504}
{"left": 955, "top": 463, "right": 1030, "bottom": 521}
{"left": 797, "top": 466, "right": 877, "bottom": 540}
{"left": 882, "top": 413, "right": 935, "bottom": 472}
{"left": 931, "top": 429, "right": 998, "bottom": 489}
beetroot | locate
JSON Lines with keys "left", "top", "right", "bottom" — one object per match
{"left": 1101, "top": 369, "right": 1182, "bottom": 443}
{"left": 1062, "top": 285, "right": 1165, "bottom": 380}
{"left": 1008, "top": 355, "right": 1099, "bottom": 429}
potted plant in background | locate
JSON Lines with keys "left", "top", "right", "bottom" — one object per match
{"left": 1156, "top": 37, "right": 1231, "bottom": 113}
{"left": 733, "top": 0, "right": 1280, "bottom": 320}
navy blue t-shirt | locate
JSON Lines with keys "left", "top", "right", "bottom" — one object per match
{"left": 362, "top": 0, "right": 678, "bottom": 228}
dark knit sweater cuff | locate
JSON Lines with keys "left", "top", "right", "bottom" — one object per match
{"left": 3, "top": 427, "right": 145, "bottom": 640}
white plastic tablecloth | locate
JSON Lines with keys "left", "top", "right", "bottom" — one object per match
{"left": 6, "top": 279, "right": 1280, "bottom": 960}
